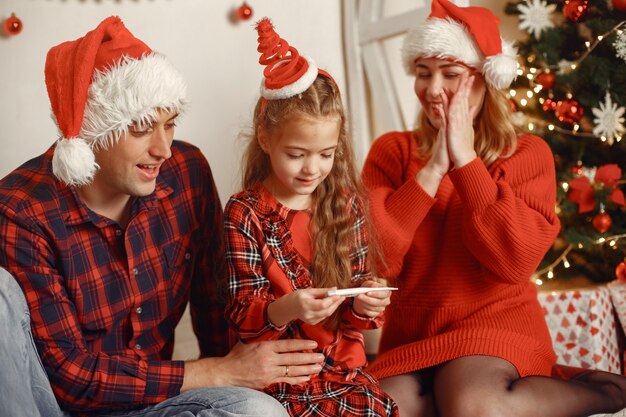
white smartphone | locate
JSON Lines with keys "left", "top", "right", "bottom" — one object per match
{"left": 325, "top": 287, "right": 398, "bottom": 297}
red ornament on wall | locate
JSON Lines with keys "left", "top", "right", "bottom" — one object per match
{"left": 563, "top": 0, "right": 589, "bottom": 22}
{"left": 592, "top": 212, "right": 612, "bottom": 233}
{"left": 555, "top": 99, "right": 584, "bottom": 124}
{"left": 613, "top": 0, "right": 626, "bottom": 12}
{"left": 542, "top": 98, "right": 558, "bottom": 113}
{"left": 236, "top": 2, "right": 253, "bottom": 21}
{"left": 2, "top": 13, "right": 23, "bottom": 36}
{"left": 536, "top": 72, "right": 556, "bottom": 89}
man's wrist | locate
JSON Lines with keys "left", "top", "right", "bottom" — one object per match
{"left": 181, "top": 357, "right": 227, "bottom": 392}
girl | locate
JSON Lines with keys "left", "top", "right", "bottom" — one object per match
{"left": 362, "top": 1, "right": 626, "bottom": 416}
{"left": 224, "top": 18, "right": 398, "bottom": 417}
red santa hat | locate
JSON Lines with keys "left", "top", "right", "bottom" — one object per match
{"left": 255, "top": 17, "right": 323, "bottom": 100}
{"left": 45, "top": 16, "right": 187, "bottom": 186}
{"left": 402, "top": 0, "right": 518, "bottom": 89}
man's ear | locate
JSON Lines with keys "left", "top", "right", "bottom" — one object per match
{"left": 257, "top": 127, "right": 270, "bottom": 153}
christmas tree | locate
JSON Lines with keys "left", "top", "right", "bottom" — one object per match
{"left": 504, "top": 0, "right": 626, "bottom": 283}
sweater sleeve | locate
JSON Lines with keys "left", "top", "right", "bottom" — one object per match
{"left": 448, "top": 135, "right": 561, "bottom": 284}
{"left": 361, "top": 132, "right": 436, "bottom": 279}
{"left": 224, "top": 198, "right": 288, "bottom": 343}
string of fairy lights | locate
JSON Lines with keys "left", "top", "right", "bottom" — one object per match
{"left": 508, "top": 20, "right": 625, "bottom": 144}
{"left": 507, "top": 20, "right": 626, "bottom": 285}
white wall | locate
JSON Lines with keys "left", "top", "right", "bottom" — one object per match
{"left": 0, "top": 0, "right": 344, "bottom": 203}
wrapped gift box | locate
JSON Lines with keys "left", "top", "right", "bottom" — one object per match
{"left": 608, "top": 280, "right": 626, "bottom": 373}
{"left": 538, "top": 280, "right": 621, "bottom": 373}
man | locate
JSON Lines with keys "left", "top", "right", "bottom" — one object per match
{"left": 0, "top": 16, "right": 323, "bottom": 416}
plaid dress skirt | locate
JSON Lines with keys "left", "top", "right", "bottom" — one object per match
{"left": 264, "top": 372, "right": 399, "bottom": 417}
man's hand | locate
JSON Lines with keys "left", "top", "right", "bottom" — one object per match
{"left": 181, "top": 339, "right": 324, "bottom": 391}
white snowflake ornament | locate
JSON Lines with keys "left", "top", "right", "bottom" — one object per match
{"left": 614, "top": 31, "right": 626, "bottom": 63}
{"left": 517, "top": 0, "right": 556, "bottom": 39}
{"left": 592, "top": 91, "right": 625, "bottom": 145}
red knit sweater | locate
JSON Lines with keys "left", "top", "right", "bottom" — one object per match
{"left": 362, "top": 131, "right": 560, "bottom": 379}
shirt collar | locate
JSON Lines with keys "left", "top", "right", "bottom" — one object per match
{"left": 61, "top": 176, "right": 174, "bottom": 227}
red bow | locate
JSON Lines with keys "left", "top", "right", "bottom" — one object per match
{"left": 567, "top": 164, "right": 625, "bottom": 213}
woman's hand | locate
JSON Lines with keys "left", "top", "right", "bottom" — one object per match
{"left": 417, "top": 92, "right": 451, "bottom": 197}
{"left": 446, "top": 72, "right": 478, "bottom": 168}
{"left": 268, "top": 288, "right": 345, "bottom": 327}
{"left": 352, "top": 280, "right": 392, "bottom": 318}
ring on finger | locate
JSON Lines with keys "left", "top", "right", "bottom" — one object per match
{"left": 284, "top": 365, "right": 289, "bottom": 376}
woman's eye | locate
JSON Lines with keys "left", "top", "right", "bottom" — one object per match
{"left": 129, "top": 129, "right": 150, "bottom": 137}
{"left": 287, "top": 154, "right": 303, "bottom": 159}
{"left": 321, "top": 153, "right": 334, "bottom": 159}
{"left": 165, "top": 122, "right": 177, "bottom": 130}
{"left": 445, "top": 73, "right": 461, "bottom": 79}
{"left": 417, "top": 73, "right": 431, "bottom": 79}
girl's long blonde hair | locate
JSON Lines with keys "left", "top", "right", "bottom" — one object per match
{"left": 242, "top": 75, "right": 368, "bottom": 296}
{"left": 417, "top": 85, "right": 520, "bottom": 165}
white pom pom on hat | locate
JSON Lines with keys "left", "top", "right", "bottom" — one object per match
{"left": 45, "top": 16, "right": 187, "bottom": 186}
{"left": 401, "top": 0, "right": 518, "bottom": 90}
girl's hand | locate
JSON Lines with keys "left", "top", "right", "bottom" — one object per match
{"left": 446, "top": 72, "right": 478, "bottom": 168}
{"left": 268, "top": 288, "right": 345, "bottom": 327}
{"left": 352, "top": 281, "right": 392, "bottom": 318}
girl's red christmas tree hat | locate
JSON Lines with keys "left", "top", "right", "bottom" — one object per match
{"left": 45, "top": 16, "right": 187, "bottom": 186}
{"left": 402, "top": 0, "right": 518, "bottom": 89}
{"left": 255, "top": 18, "right": 320, "bottom": 100}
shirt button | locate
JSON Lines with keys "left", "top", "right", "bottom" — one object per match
{"left": 184, "top": 252, "right": 191, "bottom": 261}
{"left": 133, "top": 268, "right": 139, "bottom": 276}
{"left": 115, "top": 229, "right": 122, "bottom": 236}
{"left": 135, "top": 344, "right": 142, "bottom": 350}
{"left": 136, "top": 307, "right": 143, "bottom": 315}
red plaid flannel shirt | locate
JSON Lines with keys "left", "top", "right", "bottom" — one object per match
{"left": 224, "top": 185, "right": 382, "bottom": 381}
{"left": 0, "top": 141, "right": 228, "bottom": 414}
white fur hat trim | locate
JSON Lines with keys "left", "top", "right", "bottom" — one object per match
{"left": 402, "top": 18, "right": 517, "bottom": 89}
{"left": 260, "top": 56, "right": 318, "bottom": 100}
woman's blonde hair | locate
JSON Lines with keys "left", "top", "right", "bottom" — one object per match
{"left": 417, "top": 85, "right": 520, "bottom": 165}
{"left": 242, "top": 75, "right": 369, "bottom": 306}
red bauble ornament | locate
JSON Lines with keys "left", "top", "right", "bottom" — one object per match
{"left": 592, "top": 212, "right": 612, "bottom": 233}
{"left": 616, "top": 262, "right": 626, "bottom": 282}
{"left": 563, "top": 0, "right": 589, "bottom": 22}
{"left": 2, "top": 13, "right": 23, "bottom": 36}
{"left": 236, "top": 2, "right": 253, "bottom": 21}
{"left": 555, "top": 99, "right": 584, "bottom": 124}
{"left": 612, "top": 0, "right": 626, "bottom": 12}
{"left": 542, "top": 98, "right": 557, "bottom": 113}
{"left": 570, "top": 164, "right": 584, "bottom": 176}
{"left": 536, "top": 72, "right": 556, "bottom": 90}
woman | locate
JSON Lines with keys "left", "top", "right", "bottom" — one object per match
{"left": 362, "top": 1, "right": 626, "bottom": 416}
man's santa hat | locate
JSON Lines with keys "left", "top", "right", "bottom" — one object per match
{"left": 402, "top": 0, "right": 518, "bottom": 89}
{"left": 45, "top": 16, "right": 187, "bottom": 186}
{"left": 255, "top": 17, "right": 335, "bottom": 100}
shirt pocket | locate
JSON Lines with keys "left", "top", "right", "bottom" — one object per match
{"left": 159, "top": 228, "right": 200, "bottom": 300}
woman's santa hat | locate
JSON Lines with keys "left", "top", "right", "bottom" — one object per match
{"left": 255, "top": 17, "right": 335, "bottom": 100}
{"left": 45, "top": 16, "right": 187, "bottom": 186}
{"left": 402, "top": 0, "right": 518, "bottom": 89}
